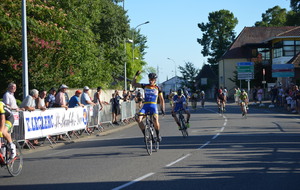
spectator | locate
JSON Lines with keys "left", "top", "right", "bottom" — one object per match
{"left": 200, "top": 90, "right": 205, "bottom": 108}
{"left": 55, "top": 84, "right": 69, "bottom": 109}
{"left": 2, "top": 82, "right": 23, "bottom": 111}
{"left": 257, "top": 86, "right": 264, "bottom": 105}
{"left": 122, "top": 89, "right": 129, "bottom": 102}
{"left": 45, "top": 87, "right": 57, "bottom": 108}
{"left": 270, "top": 86, "right": 278, "bottom": 105}
{"left": 136, "top": 89, "right": 144, "bottom": 109}
{"left": 20, "top": 89, "right": 39, "bottom": 111}
{"left": 93, "top": 86, "right": 103, "bottom": 110}
{"left": 252, "top": 86, "right": 257, "bottom": 104}
{"left": 110, "top": 90, "right": 121, "bottom": 125}
{"left": 20, "top": 89, "right": 40, "bottom": 145}
{"left": 68, "top": 90, "right": 84, "bottom": 108}
{"left": 36, "top": 90, "right": 47, "bottom": 111}
{"left": 81, "top": 86, "right": 95, "bottom": 106}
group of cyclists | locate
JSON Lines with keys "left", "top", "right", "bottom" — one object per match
{"left": 132, "top": 71, "right": 250, "bottom": 143}
{"left": 0, "top": 71, "right": 249, "bottom": 159}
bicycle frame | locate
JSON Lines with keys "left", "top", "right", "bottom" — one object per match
{"left": 144, "top": 113, "right": 159, "bottom": 155}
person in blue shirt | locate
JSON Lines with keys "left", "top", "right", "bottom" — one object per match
{"left": 132, "top": 71, "right": 165, "bottom": 142}
{"left": 172, "top": 89, "right": 191, "bottom": 129}
{"left": 68, "top": 90, "right": 84, "bottom": 108}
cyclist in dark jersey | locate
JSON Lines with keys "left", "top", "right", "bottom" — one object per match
{"left": 132, "top": 71, "right": 165, "bottom": 142}
{"left": 0, "top": 101, "right": 16, "bottom": 158}
{"left": 217, "top": 89, "right": 226, "bottom": 112}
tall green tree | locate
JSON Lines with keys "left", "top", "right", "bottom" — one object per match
{"left": 287, "top": 0, "right": 300, "bottom": 25}
{"left": 197, "top": 10, "right": 238, "bottom": 74}
{"left": 255, "top": 6, "right": 287, "bottom": 26}
{"left": 178, "top": 62, "right": 199, "bottom": 92}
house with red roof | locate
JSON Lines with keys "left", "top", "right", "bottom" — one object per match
{"left": 218, "top": 26, "right": 300, "bottom": 97}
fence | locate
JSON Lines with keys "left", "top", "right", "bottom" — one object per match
{"left": 11, "top": 100, "right": 137, "bottom": 148}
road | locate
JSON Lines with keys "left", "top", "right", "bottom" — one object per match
{"left": 1, "top": 102, "right": 300, "bottom": 190}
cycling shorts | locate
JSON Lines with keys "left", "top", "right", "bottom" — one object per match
{"left": 174, "top": 105, "right": 189, "bottom": 113}
{"left": 138, "top": 103, "right": 158, "bottom": 116}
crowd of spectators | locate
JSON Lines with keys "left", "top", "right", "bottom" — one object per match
{"left": 249, "top": 84, "right": 300, "bottom": 114}
{"left": 1, "top": 83, "right": 143, "bottom": 145}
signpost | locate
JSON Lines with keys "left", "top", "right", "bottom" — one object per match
{"left": 237, "top": 62, "right": 254, "bottom": 92}
{"left": 272, "top": 64, "right": 294, "bottom": 78}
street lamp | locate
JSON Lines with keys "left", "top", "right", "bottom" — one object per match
{"left": 167, "top": 58, "right": 177, "bottom": 91}
{"left": 132, "top": 21, "right": 150, "bottom": 67}
{"left": 124, "top": 38, "right": 133, "bottom": 91}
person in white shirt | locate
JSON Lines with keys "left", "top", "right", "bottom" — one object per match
{"left": 80, "top": 86, "right": 95, "bottom": 106}
{"left": 3, "top": 82, "right": 23, "bottom": 111}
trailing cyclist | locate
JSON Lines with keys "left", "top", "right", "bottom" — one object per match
{"left": 239, "top": 89, "right": 249, "bottom": 116}
{"left": 172, "top": 89, "right": 191, "bottom": 129}
{"left": 0, "top": 101, "right": 16, "bottom": 159}
{"left": 217, "top": 89, "right": 226, "bottom": 113}
{"left": 132, "top": 71, "right": 165, "bottom": 142}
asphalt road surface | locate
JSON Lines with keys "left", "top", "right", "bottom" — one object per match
{"left": 1, "top": 101, "right": 300, "bottom": 190}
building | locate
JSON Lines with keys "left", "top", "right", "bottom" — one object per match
{"left": 159, "top": 76, "right": 183, "bottom": 98}
{"left": 219, "top": 26, "right": 300, "bottom": 97}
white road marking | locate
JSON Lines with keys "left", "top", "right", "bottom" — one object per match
{"left": 166, "top": 154, "right": 191, "bottom": 167}
{"left": 198, "top": 141, "right": 211, "bottom": 149}
{"left": 212, "top": 133, "right": 220, "bottom": 139}
{"left": 112, "top": 172, "right": 155, "bottom": 190}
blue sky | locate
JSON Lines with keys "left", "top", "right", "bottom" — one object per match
{"left": 123, "top": 0, "right": 291, "bottom": 83}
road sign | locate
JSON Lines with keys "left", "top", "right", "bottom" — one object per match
{"left": 272, "top": 64, "right": 294, "bottom": 77}
{"left": 237, "top": 62, "right": 254, "bottom": 80}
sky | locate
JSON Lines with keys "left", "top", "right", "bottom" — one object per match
{"left": 123, "top": 0, "right": 291, "bottom": 83}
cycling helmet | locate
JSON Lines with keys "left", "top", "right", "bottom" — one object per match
{"left": 218, "top": 89, "right": 223, "bottom": 94}
{"left": 241, "top": 89, "right": 245, "bottom": 93}
{"left": 148, "top": 73, "right": 157, "bottom": 79}
{"left": 177, "top": 89, "right": 183, "bottom": 96}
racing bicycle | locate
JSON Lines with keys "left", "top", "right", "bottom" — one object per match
{"left": 0, "top": 138, "right": 23, "bottom": 177}
{"left": 241, "top": 101, "right": 248, "bottom": 118}
{"left": 177, "top": 108, "right": 188, "bottom": 137}
{"left": 143, "top": 113, "right": 159, "bottom": 155}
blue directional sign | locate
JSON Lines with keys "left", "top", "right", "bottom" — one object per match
{"left": 272, "top": 64, "right": 294, "bottom": 77}
{"left": 237, "top": 62, "right": 254, "bottom": 80}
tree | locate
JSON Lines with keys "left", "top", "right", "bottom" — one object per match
{"left": 197, "top": 10, "right": 238, "bottom": 74}
{"left": 178, "top": 62, "right": 199, "bottom": 92}
{"left": 286, "top": 0, "right": 300, "bottom": 26}
{"left": 255, "top": 6, "right": 287, "bottom": 26}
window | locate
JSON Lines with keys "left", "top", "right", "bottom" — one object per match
{"left": 273, "top": 40, "right": 300, "bottom": 57}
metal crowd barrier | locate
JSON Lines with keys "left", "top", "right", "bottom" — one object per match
{"left": 121, "top": 101, "right": 136, "bottom": 124}
{"left": 10, "top": 100, "right": 136, "bottom": 148}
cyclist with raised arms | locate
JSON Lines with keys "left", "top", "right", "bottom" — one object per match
{"left": 217, "top": 89, "right": 226, "bottom": 112}
{"left": 239, "top": 89, "right": 249, "bottom": 116}
{"left": 132, "top": 71, "right": 165, "bottom": 142}
{"left": 172, "top": 89, "right": 191, "bottom": 129}
{"left": 0, "top": 101, "right": 16, "bottom": 158}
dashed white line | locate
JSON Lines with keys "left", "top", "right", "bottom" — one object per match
{"left": 112, "top": 173, "right": 155, "bottom": 190}
{"left": 166, "top": 154, "right": 191, "bottom": 167}
{"left": 198, "top": 141, "right": 211, "bottom": 149}
{"left": 212, "top": 133, "right": 220, "bottom": 139}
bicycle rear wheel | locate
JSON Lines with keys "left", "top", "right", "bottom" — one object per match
{"left": 6, "top": 140, "right": 23, "bottom": 177}
{"left": 144, "top": 126, "right": 153, "bottom": 155}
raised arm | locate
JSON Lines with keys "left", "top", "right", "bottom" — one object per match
{"left": 132, "top": 71, "right": 142, "bottom": 88}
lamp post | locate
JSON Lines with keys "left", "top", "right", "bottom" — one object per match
{"left": 124, "top": 39, "right": 133, "bottom": 91}
{"left": 167, "top": 58, "right": 177, "bottom": 91}
{"left": 132, "top": 21, "right": 149, "bottom": 67}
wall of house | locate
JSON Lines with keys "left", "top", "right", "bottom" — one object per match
{"left": 219, "top": 58, "right": 248, "bottom": 98}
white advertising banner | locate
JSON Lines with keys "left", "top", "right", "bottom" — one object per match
{"left": 22, "top": 107, "right": 88, "bottom": 140}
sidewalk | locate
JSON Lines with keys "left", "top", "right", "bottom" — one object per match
{"left": 20, "top": 120, "right": 138, "bottom": 154}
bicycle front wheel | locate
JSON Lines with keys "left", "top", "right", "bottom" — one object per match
{"left": 180, "top": 116, "right": 188, "bottom": 138}
{"left": 6, "top": 140, "right": 23, "bottom": 177}
{"left": 144, "top": 126, "right": 153, "bottom": 155}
